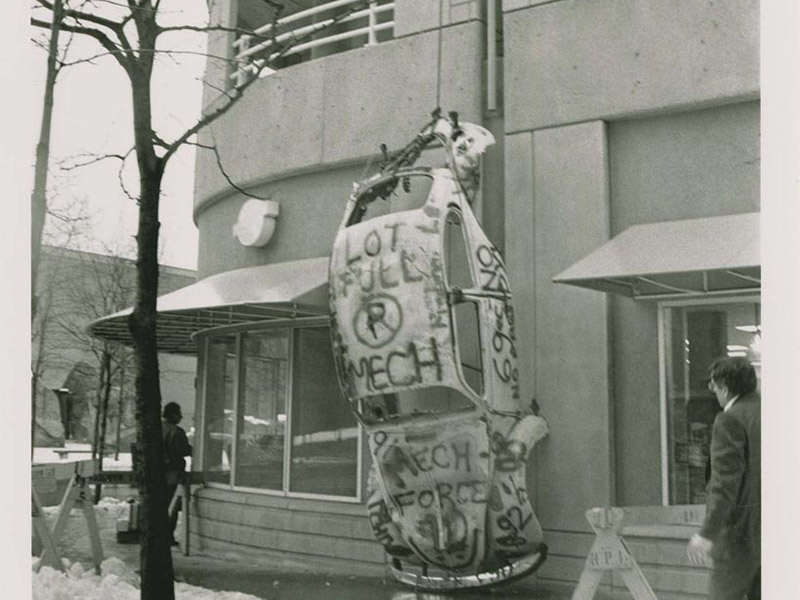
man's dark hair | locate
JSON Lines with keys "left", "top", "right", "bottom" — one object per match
{"left": 163, "top": 402, "right": 182, "bottom": 420}
{"left": 708, "top": 356, "right": 758, "bottom": 397}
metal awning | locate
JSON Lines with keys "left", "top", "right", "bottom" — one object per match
{"left": 88, "top": 256, "right": 330, "bottom": 354}
{"left": 553, "top": 212, "right": 760, "bottom": 299}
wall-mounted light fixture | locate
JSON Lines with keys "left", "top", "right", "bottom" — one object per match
{"left": 233, "top": 198, "right": 280, "bottom": 247}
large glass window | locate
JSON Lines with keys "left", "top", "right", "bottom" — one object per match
{"left": 662, "top": 298, "right": 761, "bottom": 505}
{"left": 290, "top": 327, "right": 358, "bottom": 496}
{"left": 200, "top": 323, "right": 360, "bottom": 499}
{"left": 235, "top": 330, "right": 289, "bottom": 490}
{"left": 203, "top": 336, "right": 236, "bottom": 485}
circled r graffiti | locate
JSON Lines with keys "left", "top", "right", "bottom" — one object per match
{"left": 354, "top": 293, "right": 404, "bottom": 349}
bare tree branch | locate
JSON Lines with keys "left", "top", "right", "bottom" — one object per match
{"left": 88, "top": 0, "right": 174, "bottom": 14}
{"left": 151, "top": 131, "right": 169, "bottom": 150}
{"left": 31, "top": 16, "right": 130, "bottom": 72}
{"left": 187, "top": 139, "right": 271, "bottom": 202}
{"left": 201, "top": 78, "right": 238, "bottom": 103}
{"left": 117, "top": 151, "right": 138, "bottom": 201}
{"left": 157, "top": 23, "right": 274, "bottom": 40}
{"left": 58, "top": 48, "right": 236, "bottom": 68}
{"left": 162, "top": 1, "right": 370, "bottom": 163}
{"left": 36, "top": 0, "right": 126, "bottom": 33}
{"left": 58, "top": 151, "right": 129, "bottom": 170}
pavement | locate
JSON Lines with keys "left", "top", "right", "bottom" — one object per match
{"left": 64, "top": 529, "right": 570, "bottom": 599}
{"left": 41, "top": 484, "right": 572, "bottom": 600}
{"left": 172, "top": 556, "right": 557, "bottom": 600}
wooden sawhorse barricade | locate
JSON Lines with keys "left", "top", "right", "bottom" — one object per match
{"left": 88, "top": 470, "right": 203, "bottom": 556}
{"left": 570, "top": 505, "right": 706, "bottom": 600}
{"left": 32, "top": 459, "right": 104, "bottom": 574}
{"left": 33, "top": 461, "right": 203, "bottom": 573}
{"left": 571, "top": 507, "right": 656, "bottom": 600}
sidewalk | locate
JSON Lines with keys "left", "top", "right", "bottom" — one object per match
{"left": 40, "top": 495, "right": 573, "bottom": 600}
{"left": 171, "top": 553, "right": 565, "bottom": 600}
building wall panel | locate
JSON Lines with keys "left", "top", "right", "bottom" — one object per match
{"left": 608, "top": 101, "right": 760, "bottom": 506}
{"left": 530, "top": 121, "right": 613, "bottom": 529}
{"left": 189, "top": 488, "right": 386, "bottom": 575}
{"left": 504, "top": 0, "right": 758, "bottom": 132}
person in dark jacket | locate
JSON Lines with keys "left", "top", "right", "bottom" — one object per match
{"left": 687, "top": 357, "right": 760, "bottom": 599}
{"left": 162, "top": 402, "right": 192, "bottom": 545}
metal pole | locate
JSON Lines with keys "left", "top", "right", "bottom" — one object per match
{"left": 487, "top": 0, "right": 498, "bottom": 112}
{"left": 367, "top": 1, "right": 377, "bottom": 46}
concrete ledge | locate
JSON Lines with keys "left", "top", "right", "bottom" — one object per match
{"left": 623, "top": 524, "right": 697, "bottom": 540}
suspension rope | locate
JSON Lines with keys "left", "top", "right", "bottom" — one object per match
{"left": 436, "top": 0, "right": 445, "bottom": 109}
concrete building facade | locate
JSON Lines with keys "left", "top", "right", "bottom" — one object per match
{"left": 92, "top": 1, "right": 760, "bottom": 597}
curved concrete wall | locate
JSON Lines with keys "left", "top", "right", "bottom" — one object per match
{"left": 195, "top": 163, "right": 363, "bottom": 277}
{"left": 194, "top": 22, "right": 484, "bottom": 225}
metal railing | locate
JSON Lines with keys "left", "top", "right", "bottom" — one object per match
{"left": 231, "top": 0, "right": 395, "bottom": 86}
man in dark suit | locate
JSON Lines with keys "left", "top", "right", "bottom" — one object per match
{"left": 688, "top": 356, "right": 761, "bottom": 599}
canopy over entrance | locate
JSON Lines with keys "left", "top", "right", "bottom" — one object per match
{"left": 553, "top": 212, "right": 760, "bottom": 299}
{"left": 88, "top": 256, "right": 330, "bottom": 354}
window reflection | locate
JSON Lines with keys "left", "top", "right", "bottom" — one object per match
{"left": 203, "top": 336, "right": 236, "bottom": 484}
{"left": 235, "top": 330, "right": 289, "bottom": 490}
{"left": 664, "top": 300, "right": 760, "bottom": 505}
{"left": 201, "top": 325, "right": 360, "bottom": 499}
{"left": 289, "top": 327, "right": 358, "bottom": 496}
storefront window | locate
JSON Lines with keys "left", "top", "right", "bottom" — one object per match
{"left": 289, "top": 327, "right": 358, "bottom": 496}
{"left": 201, "top": 323, "right": 360, "bottom": 499}
{"left": 203, "top": 336, "right": 236, "bottom": 485}
{"left": 662, "top": 298, "right": 761, "bottom": 505}
{"left": 235, "top": 330, "right": 289, "bottom": 490}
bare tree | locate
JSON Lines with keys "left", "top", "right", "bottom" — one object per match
{"left": 54, "top": 243, "right": 138, "bottom": 502}
{"left": 30, "top": 2, "right": 372, "bottom": 597}
{"left": 31, "top": 196, "right": 91, "bottom": 453}
{"left": 31, "top": 0, "right": 62, "bottom": 309}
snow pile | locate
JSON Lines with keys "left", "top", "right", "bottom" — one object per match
{"left": 93, "top": 497, "right": 132, "bottom": 523}
{"left": 32, "top": 445, "right": 134, "bottom": 471}
{"left": 42, "top": 496, "right": 131, "bottom": 534}
{"left": 33, "top": 557, "right": 266, "bottom": 600}
{"left": 33, "top": 558, "right": 139, "bottom": 600}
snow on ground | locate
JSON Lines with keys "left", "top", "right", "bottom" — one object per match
{"left": 33, "top": 444, "right": 133, "bottom": 470}
{"left": 33, "top": 499, "right": 256, "bottom": 600}
{"left": 33, "top": 444, "right": 192, "bottom": 471}
{"left": 33, "top": 558, "right": 265, "bottom": 600}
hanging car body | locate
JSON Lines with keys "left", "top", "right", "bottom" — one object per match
{"left": 329, "top": 113, "right": 549, "bottom": 590}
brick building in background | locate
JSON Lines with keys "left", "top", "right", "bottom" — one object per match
{"left": 33, "top": 245, "right": 197, "bottom": 448}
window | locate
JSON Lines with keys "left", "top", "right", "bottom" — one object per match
{"left": 444, "top": 210, "right": 484, "bottom": 397}
{"left": 202, "top": 336, "right": 236, "bottom": 485}
{"left": 290, "top": 327, "right": 358, "bottom": 496}
{"left": 200, "top": 323, "right": 360, "bottom": 500}
{"left": 661, "top": 297, "right": 761, "bottom": 505}
{"left": 235, "top": 330, "right": 289, "bottom": 490}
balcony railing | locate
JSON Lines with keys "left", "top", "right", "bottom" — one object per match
{"left": 231, "top": 0, "right": 395, "bottom": 86}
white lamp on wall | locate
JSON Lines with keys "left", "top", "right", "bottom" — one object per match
{"left": 232, "top": 198, "right": 280, "bottom": 247}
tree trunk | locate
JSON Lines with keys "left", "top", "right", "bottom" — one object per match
{"left": 130, "top": 167, "right": 173, "bottom": 598}
{"left": 31, "top": 373, "right": 38, "bottom": 457}
{"left": 126, "top": 8, "right": 175, "bottom": 596}
{"left": 92, "top": 363, "right": 104, "bottom": 457}
{"left": 94, "top": 351, "right": 113, "bottom": 503}
{"left": 31, "top": 0, "right": 62, "bottom": 309}
{"left": 31, "top": 0, "right": 63, "bottom": 456}
{"left": 115, "top": 365, "right": 125, "bottom": 460}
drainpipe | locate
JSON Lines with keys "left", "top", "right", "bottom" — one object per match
{"left": 486, "top": 0, "right": 497, "bottom": 113}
